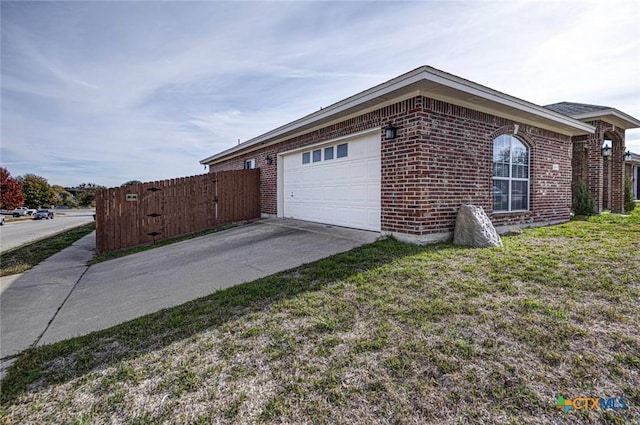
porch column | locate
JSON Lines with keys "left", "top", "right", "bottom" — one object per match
{"left": 610, "top": 137, "right": 626, "bottom": 213}
{"left": 585, "top": 133, "right": 604, "bottom": 212}
{"left": 571, "top": 138, "right": 589, "bottom": 203}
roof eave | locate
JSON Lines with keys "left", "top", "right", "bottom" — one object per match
{"left": 570, "top": 109, "right": 640, "bottom": 130}
{"left": 200, "top": 66, "right": 595, "bottom": 165}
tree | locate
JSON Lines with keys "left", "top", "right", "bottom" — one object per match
{"left": 76, "top": 182, "right": 106, "bottom": 207}
{"left": 52, "top": 185, "right": 78, "bottom": 208}
{"left": 0, "top": 167, "right": 25, "bottom": 209}
{"left": 624, "top": 176, "right": 636, "bottom": 213}
{"left": 20, "top": 174, "right": 56, "bottom": 208}
{"left": 572, "top": 180, "right": 596, "bottom": 216}
{"left": 121, "top": 180, "right": 142, "bottom": 187}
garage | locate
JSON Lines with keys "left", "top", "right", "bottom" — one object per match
{"left": 281, "top": 132, "right": 381, "bottom": 231}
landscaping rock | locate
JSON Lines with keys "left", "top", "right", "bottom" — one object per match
{"left": 453, "top": 205, "right": 502, "bottom": 248}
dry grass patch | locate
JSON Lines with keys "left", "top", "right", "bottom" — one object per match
{"left": 1, "top": 211, "right": 639, "bottom": 424}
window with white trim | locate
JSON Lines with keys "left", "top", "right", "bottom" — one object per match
{"left": 492, "top": 134, "right": 529, "bottom": 212}
{"left": 244, "top": 159, "right": 256, "bottom": 169}
{"left": 301, "top": 142, "right": 348, "bottom": 165}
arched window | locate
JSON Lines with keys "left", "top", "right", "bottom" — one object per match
{"left": 492, "top": 134, "right": 529, "bottom": 212}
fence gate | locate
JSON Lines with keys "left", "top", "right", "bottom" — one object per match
{"left": 140, "top": 182, "right": 164, "bottom": 245}
{"left": 95, "top": 170, "right": 260, "bottom": 254}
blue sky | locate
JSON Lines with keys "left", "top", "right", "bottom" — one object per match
{"left": 2, "top": 1, "right": 639, "bottom": 187}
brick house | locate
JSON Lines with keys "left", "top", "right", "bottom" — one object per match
{"left": 625, "top": 151, "right": 640, "bottom": 201}
{"left": 200, "top": 66, "right": 639, "bottom": 243}
{"left": 544, "top": 102, "right": 640, "bottom": 211}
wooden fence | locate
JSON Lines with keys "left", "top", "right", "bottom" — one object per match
{"left": 95, "top": 170, "right": 260, "bottom": 254}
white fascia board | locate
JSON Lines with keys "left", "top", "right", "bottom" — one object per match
{"left": 569, "top": 109, "right": 640, "bottom": 130}
{"left": 200, "top": 66, "right": 594, "bottom": 165}
{"left": 200, "top": 69, "right": 426, "bottom": 165}
{"left": 420, "top": 68, "right": 595, "bottom": 135}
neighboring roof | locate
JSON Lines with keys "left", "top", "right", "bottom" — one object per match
{"left": 545, "top": 102, "right": 640, "bottom": 130}
{"left": 201, "top": 66, "right": 595, "bottom": 165}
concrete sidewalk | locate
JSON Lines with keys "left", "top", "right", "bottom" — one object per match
{"left": 1, "top": 219, "right": 380, "bottom": 364}
{"left": 1, "top": 232, "right": 95, "bottom": 359}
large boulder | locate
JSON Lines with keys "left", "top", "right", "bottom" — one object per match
{"left": 453, "top": 205, "right": 502, "bottom": 248}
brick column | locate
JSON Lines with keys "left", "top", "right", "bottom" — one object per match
{"left": 603, "top": 156, "right": 611, "bottom": 210}
{"left": 610, "top": 135, "right": 626, "bottom": 213}
{"left": 583, "top": 121, "right": 626, "bottom": 213}
{"left": 571, "top": 138, "right": 588, "bottom": 202}
{"left": 585, "top": 129, "right": 605, "bottom": 212}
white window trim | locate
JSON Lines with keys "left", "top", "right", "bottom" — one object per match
{"left": 493, "top": 135, "right": 530, "bottom": 213}
{"left": 279, "top": 128, "right": 377, "bottom": 157}
{"left": 244, "top": 158, "right": 256, "bottom": 169}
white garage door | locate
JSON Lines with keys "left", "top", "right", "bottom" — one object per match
{"left": 282, "top": 133, "right": 380, "bottom": 231}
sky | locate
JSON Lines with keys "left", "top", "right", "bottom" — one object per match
{"left": 1, "top": 1, "right": 639, "bottom": 188}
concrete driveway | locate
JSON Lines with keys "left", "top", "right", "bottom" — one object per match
{"left": 1, "top": 218, "right": 380, "bottom": 361}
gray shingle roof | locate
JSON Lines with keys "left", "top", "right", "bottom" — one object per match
{"left": 544, "top": 102, "right": 612, "bottom": 116}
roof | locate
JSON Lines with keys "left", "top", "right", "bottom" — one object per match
{"left": 544, "top": 102, "right": 640, "bottom": 130}
{"left": 201, "top": 66, "right": 595, "bottom": 165}
{"left": 544, "top": 102, "right": 612, "bottom": 115}
{"left": 626, "top": 151, "right": 640, "bottom": 163}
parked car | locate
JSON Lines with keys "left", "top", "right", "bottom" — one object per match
{"left": 33, "top": 209, "right": 54, "bottom": 220}
{"left": 0, "top": 207, "right": 29, "bottom": 217}
{"left": 0, "top": 215, "right": 5, "bottom": 226}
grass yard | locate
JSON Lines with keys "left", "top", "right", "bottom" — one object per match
{"left": 1, "top": 212, "right": 638, "bottom": 424}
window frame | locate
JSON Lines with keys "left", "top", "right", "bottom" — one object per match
{"left": 324, "top": 146, "right": 334, "bottom": 160}
{"left": 244, "top": 158, "right": 256, "bottom": 170}
{"left": 301, "top": 142, "right": 348, "bottom": 165}
{"left": 492, "top": 134, "right": 530, "bottom": 213}
{"left": 336, "top": 143, "right": 348, "bottom": 158}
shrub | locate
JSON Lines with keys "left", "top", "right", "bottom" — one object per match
{"left": 573, "top": 181, "right": 597, "bottom": 216}
{"left": 624, "top": 176, "right": 636, "bottom": 213}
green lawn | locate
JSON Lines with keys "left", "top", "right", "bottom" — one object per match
{"left": 1, "top": 212, "right": 638, "bottom": 424}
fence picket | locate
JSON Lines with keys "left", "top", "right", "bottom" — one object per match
{"left": 95, "top": 170, "right": 259, "bottom": 254}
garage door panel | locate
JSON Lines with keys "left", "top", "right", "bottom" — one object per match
{"left": 347, "top": 161, "right": 368, "bottom": 180}
{"left": 283, "top": 134, "right": 380, "bottom": 232}
{"left": 367, "top": 159, "right": 381, "bottom": 179}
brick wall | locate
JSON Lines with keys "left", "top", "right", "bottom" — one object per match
{"left": 571, "top": 135, "right": 589, "bottom": 201}
{"left": 577, "top": 120, "right": 626, "bottom": 213}
{"left": 209, "top": 95, "right": 573, "bottom": 238}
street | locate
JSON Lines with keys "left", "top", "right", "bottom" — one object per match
{"left": 0, "top": 209, "right": 95, "bottom": 253}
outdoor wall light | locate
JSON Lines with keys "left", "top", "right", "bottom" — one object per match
{"left": 625, "top": 150, "right": 632, "bottom": 161}
{"left": 266, "top": 156, "right": 273, "bottom": 165}
{"left": 384, "top": 123, "right": 397, "bottom": 140}
{"left": 601, "top": 145, "right": 612, "bottom": 158}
